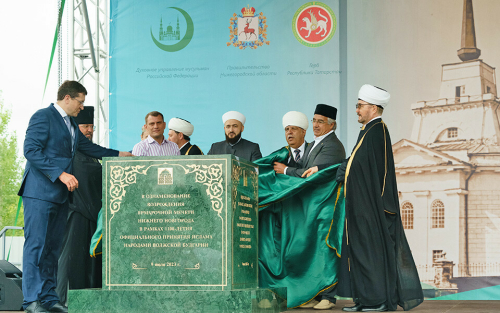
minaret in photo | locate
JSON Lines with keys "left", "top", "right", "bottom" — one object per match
{"left": 393, "top": 0, "right": 500, "bottom": 290}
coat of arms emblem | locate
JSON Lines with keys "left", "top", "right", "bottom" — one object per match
{"left": 292, "top": 2, "right": 336, "bottom": 47}
{"left": 227, "top": 5, "right": 270, "bottom": 49}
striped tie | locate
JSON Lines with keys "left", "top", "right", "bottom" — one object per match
{"left": 294, "top": 149, "right": 301, "bottom": 162}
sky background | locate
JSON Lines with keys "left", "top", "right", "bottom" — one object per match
{"left": 0, "top": 0, "right": 59, "bottom": 156}
{"left": 1, "top": 0, "right": 500, "bottom": 157}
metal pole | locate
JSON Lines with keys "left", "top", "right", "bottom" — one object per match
{"left": 0, "top": 227, "right": 24, "bottom": 260}
{"left": 95, "top": 0, "right": 101, "bottom": 143}
{"left": 81, "top": 0, "right": 98, "bottom": 72}
{"left": 1, "top": 234, "right": 5, "bottom": 260}
{"left": 103, "top": 0, "right": 109, "bottom": 147}
{"left": 68, "top": 0, "right": 75, "bottom": 80}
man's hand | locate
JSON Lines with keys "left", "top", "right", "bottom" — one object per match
{"left": 59, "top": 172, "right": 79, "bottom": 192}
{"left": 119, "top": 151, "right": 134, "bottom": 157}
{"left": 302, "top": 166, "right": 319, "bottom": 178}
{"left": 335, "top": 159, "right": 348, "bottom": 183}
{"left": 273, "top": 162, "right": 287, "bottom": 174}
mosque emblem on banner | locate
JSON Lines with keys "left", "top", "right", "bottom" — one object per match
{"left": 158, "top": 168, "right": 174, "bottom": 185}
{"left": 227, "top": 5, "right": 269, "bottom": 50}
{"left": 150, "top": 7, "right": 194, "bottom": 52}
{"left": 292, "top": 2, "right": 336, "bottom": 47}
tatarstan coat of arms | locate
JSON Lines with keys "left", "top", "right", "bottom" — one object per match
{"left": 227, "top": 5, "right": 270, "bottom": 49}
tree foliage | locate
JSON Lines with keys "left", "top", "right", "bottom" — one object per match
{"left": 0, "top": 93, "right": 24, "bottom": 235}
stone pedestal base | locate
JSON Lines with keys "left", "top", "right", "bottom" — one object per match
{"left": 68, "top": 288, "right": 286, "bottom": 313}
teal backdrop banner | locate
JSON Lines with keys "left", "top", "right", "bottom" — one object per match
{"left": 109, "top": 0, "right": 342, "bottom": 155}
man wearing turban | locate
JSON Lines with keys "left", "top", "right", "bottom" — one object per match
{"left": 167, "top": 118, "right": 203, "bottom": 155}
{"left": 281, "top": 111, "right": 309, "bottom": 166}
{"left": 329, "top": 84, "right": 423, "bottom": 312}
{"left": 273, "top": 104, "right": 345, "bottom": 178}
{"left": 207, "top": 111, "right": 262, "bottom": 162}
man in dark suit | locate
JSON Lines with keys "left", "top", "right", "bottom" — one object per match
{"left": 18, "top": 81, "right": 132, "bottom": 313}
{"left": 167, "top": 117, "right": 203, "bottom": 155}
{"left": 257, "top": 110, "right": 310, "bottom": 309}
{"left": 207, "top": 111, "right": 262, "bottom": 162}
{"left": 281, "top": 111, "right": 309, "bottom": 167}
{"left": 273, "top": 104, "right": 345, "bottom": 178}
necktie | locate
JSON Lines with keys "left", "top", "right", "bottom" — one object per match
{"left": 64, "top": 116, "right": 74, "bottom": 150}
{"left": 294, "top": 149, "right": 301, "bottom": 162}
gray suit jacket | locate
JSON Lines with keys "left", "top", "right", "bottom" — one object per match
{"left": 207, "top": 138, "right": 262, "bottom": 162}
{"left": 286, "top": 132, "right": 345, "bottom": 178}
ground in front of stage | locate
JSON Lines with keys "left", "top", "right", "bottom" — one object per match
{"left": 290, "top": 299, "right": 499, "bottom": 312}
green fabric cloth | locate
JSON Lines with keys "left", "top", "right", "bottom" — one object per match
{"left": 255, "top": 146, "right": 345, "bottom": 308}
{"left": 89, "top": 208, "right": 103, "bottom": 257}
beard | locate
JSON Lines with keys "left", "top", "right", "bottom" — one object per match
{"left": 225, "top": 132, "right": 241, "bottom": 145}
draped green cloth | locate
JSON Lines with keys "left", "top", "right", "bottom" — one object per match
{"left": 255, "top": 147, "right": 345, "bottom": 308}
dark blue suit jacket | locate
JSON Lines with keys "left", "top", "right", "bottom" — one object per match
{"left": 18, "top": 104, "right": 119, "bottom": 204}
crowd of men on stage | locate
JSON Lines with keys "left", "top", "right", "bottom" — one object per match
{"left": 19, "top": 80, "right": 423, "bottom": 313}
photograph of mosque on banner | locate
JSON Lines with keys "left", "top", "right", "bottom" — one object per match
{"left": 346, "top": 0, "right": 500, "bottom": 299}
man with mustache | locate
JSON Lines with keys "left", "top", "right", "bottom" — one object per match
{"left": 281, "top": 111, "right": 309, "bottom": 167}
{"left": 331, "top": 85, "right": 422, "bottom": 312}
{"left": 56, "top": 106, "right": 103, "bottom": 305}
{"left": 207, "top": 111, "right": 262, "bottom": 162}
{"left": 273, "top": 104, "right": 345, "bottom": 179}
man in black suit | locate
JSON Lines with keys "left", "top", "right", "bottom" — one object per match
{"left": 273, "top": 104, "right": 345, "bottom": 178}
{"left": 167, "top": 117, "right": 203, "bottom": 155}
{"left": 207, "top": 111, "right": 262, "bottom": 162}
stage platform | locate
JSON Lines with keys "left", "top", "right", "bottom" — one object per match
{"left": 4, "top": 299, "right": 499, "bottom": 312}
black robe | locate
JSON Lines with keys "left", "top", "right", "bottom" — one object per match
{"left": 56, "top": 151, "right": 102, "bottom": 304}
{"left": 180, "top": 142, "right": 203, "bottom": 155}
{"left": 341, "top": 118, "right": 423, "bottom": 310}
{"left": 207, "top": 138, "right": 262, "bottom": 162}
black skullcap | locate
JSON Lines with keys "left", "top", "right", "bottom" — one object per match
{"left": 314, "top": 104, "right": 337, "bottom": 120}
{"left": 74, "top": 106, "right": 94, "bottom": 124}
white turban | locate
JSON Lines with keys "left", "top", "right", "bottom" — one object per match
{"left": 222, "top": 111, "right": 246, "bottom": 125}
{"left": 282, "top": 111, "right": 308, "bottom": 130}
{"left": 358, "top": 84, "right": 390, "bottom": 107}
{"left": 168, "top": 118, "right": 194, "bottom": 136}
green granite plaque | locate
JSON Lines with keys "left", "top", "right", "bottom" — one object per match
{"left": 103, "top": 155, "right": 258, "bottom": 291}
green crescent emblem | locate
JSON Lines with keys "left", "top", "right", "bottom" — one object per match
{"left": 151, "top": 7, "right": 194, "bottom": 52}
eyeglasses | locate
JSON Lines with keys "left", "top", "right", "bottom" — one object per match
{"left": 355, "top": 103, "right": 372, "bottom": 109}
{"left": 72, "top": 97, "right": 85, "bottom": 106}
{"left": 311, "top": 119, "right": 327, "bottom": 124}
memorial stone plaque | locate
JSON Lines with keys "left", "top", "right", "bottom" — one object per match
{"left": 103, "top": 155, "right": 259, "bottom": 291}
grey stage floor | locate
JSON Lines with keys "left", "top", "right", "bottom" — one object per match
{"left": 291, "top": 299, "right": 500, "bottom": 313}
{"left": 5, "top": 300, "right": 500, "bottom": 312}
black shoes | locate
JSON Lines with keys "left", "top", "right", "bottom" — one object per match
{"left": 361, "top": 303, "right": 387, "bottom": 312}
{"left": 48, "top": 302, "right": 68, "bottom": 313}
{"left": 342, "top": 303, "right": 363, "bottom": 312}
{"left": 25, "top": 301, "right": 48, "bottom": 313}
{"left": 342, "top": 303, "right": 388, "bottom": 312}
